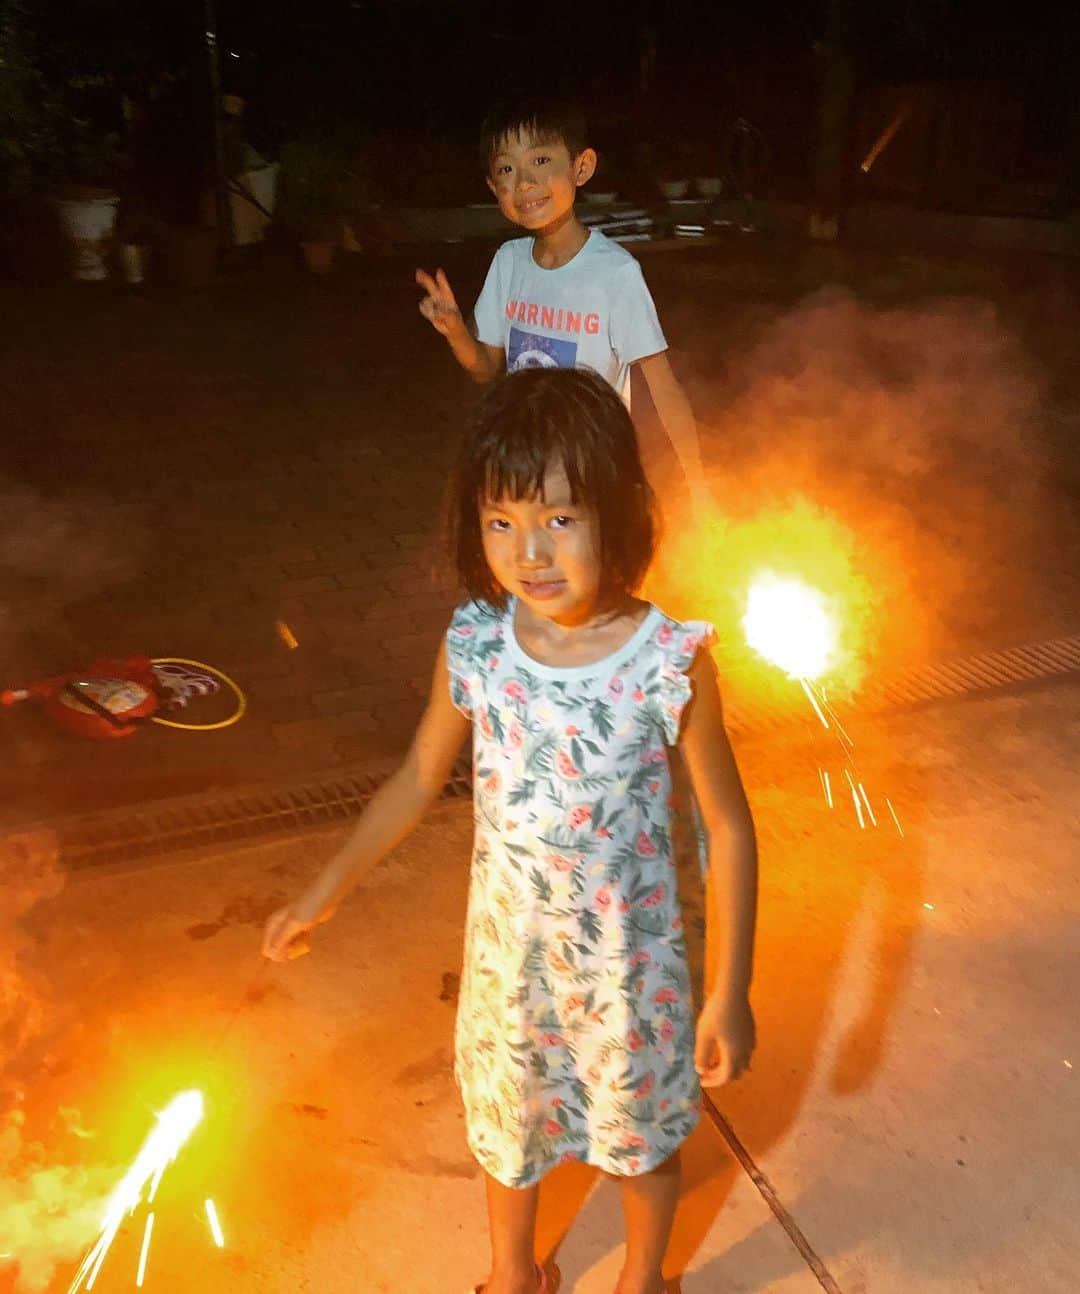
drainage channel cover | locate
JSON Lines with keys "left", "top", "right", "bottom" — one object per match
{"left": 53, "top": 632, "right": 1080, "bottom": 869}
{"left": 723, "top": 632, "right": 1080, "bottom": 734}
{"left": 56, "top": 763, "right": 474, "bottom": 872}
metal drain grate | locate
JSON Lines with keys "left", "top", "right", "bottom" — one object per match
{"left": 723, "top": 632, "right": 1080, "bottom": 735}
{"left": 53, "top": 633, "right": 1080, "bottom": 869}
{"left": 861, "top": 633, "right": 1080, "bottom": 710}
{"left": 57, "top": 762, "right": 474, "bottom": 871}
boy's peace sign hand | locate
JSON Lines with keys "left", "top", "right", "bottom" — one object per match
{"left": 415, "top": 267, "right": 465, "bottom": 337}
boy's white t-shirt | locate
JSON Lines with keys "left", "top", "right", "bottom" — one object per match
{"left": 472, "top": 229, "right": 667, "bottom": 403}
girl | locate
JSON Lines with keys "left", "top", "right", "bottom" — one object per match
{"left": 262, "top": 367, "right": 758, "bottom": 1294}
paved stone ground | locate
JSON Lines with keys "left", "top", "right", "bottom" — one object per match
{"left": 5, "top": 679, "right": 1078, "bottom": 1292}
{"left": 3, "top": 236, "right": 1079, "bottom": 828}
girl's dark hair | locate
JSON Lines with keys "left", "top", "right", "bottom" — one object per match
{"left": 451, "top": 367, "right": 657, "bottom": 611}
{"left": 479, "top": 99, "right": 589, "bottom": 172}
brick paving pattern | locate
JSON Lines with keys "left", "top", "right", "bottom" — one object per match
{"left": 3, "top": 238, "right": 1078, "bottom": 827}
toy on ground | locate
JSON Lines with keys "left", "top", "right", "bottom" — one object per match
{"left": 1, "top": 656, "right": 246, "bottom": 739}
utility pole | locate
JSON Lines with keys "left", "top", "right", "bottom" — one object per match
{"left": 204, "top": 0, "right": 233, "bottom": 252}
{"left": 811, "top": 0, "right": 856, "bottom": 240}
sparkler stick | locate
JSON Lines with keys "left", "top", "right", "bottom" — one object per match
{"left": 135, "top": 1213, "right": 154, "bottom": 1288}
{"left": 210, "top": 958, "right": 273, "bottom": 1056}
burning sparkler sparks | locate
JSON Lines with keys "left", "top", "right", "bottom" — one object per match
{"left": 818, "top": 766, "right": 833, "bottom": 808}
{"left": 742, "top": 574, "right": 838, "bottom": 683}
{"left": 741, "top": 571, "right": 905, "bottom": 838}
{"left": 205, "top": 1198, "right": 225, "bottom": 1248}
{"left": 135, "top": 1213, "right": 154, "bottom": 1288}
{"left": 68, "top": 1090, "right": 205, "bottom": 1293}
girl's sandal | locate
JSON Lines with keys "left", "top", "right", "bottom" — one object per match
{"left": 467, "top": 1263, "right": 558, "bottom": 1294}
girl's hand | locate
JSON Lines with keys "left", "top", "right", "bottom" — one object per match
{"left": 261, "top": 899, "right": 332, "bottom": 963}
{"left": 415, "top": 267, "right": 464, "bottom": 337}
{"left": 695, "top": 994, "right": 755, "bottom": 1087}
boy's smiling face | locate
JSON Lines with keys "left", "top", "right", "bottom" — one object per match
{"left": 486, "top": 129, "right": 596, "bottom": 237}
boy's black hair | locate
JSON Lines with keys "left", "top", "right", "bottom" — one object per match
{"left": 451, "top": 367, "right": 657, "bottom": 612}
{"left": 479, "top": 99, "right": 589, "bottom": 172}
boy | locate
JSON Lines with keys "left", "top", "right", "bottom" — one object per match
{"left": 415, "top": 100, "right": 707, "bottom": 506}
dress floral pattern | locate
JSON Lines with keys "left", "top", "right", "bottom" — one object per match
{"left": 445, "top": 597, "right": 714, "bottom": 1188}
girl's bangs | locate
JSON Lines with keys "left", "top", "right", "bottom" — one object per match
{"left": 479, "top": 429, "right": 589, "bottom": 507}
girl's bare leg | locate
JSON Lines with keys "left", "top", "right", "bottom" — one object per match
{"left": 481, "top": 1170, "right": 542, "bottom": 1294}
{"left": 616, "top": 1150, "right": 681, "bottom": 1294}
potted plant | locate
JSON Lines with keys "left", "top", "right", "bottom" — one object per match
{"left": 50, "top": 115, "right": 130, "bottom": 280}
{"left": 278, "top": 131, "right": 353, "bottom": 274}
{"left": 1, "top": 5, "right": 128, "bottom": 279}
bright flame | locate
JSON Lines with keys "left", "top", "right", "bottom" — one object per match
{"left": 742, "top": 574, "right": 838, "bottom": 681}
{"left": 69, "top": 1090, "right": 204, "bottom": 1293}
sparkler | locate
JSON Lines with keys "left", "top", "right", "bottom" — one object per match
{"left": 743, "top": 575, "right": 837, "bottom": 683}
{"left": 742, "top": 572, "right": 904, "bottom": 837}
{"left": 68, "top": 1089, "right": 215, "bottom": 1293}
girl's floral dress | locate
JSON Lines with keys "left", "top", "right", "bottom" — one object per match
{"left": 445, "top": 597, "right": 713, "bottom": 1188}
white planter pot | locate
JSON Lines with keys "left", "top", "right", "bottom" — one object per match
{"left": 53, "top": 191, "right": 120, "bottom": 281}
{"left": 199, "top": 163, "right": 281, "bottom": 246}
{"left": 232, "top": 163, "right": 279, "bottom": 245}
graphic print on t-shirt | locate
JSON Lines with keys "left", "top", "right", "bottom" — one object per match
{"left": 507, "top": 327, "right": 578, "bottom": 372}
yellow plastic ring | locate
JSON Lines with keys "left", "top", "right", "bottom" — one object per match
{"left": 148, "top": 657, "right": 247, "bottom": 731}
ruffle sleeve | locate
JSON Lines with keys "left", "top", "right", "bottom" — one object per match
{"left": 445, "top": 600, "right": 497, "bottom": 719}
{"left": 656, "top": 619, "right": 715, "bottom": 745}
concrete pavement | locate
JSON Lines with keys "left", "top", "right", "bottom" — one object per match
{"left": 7, "top": 678, "right": 1077, "bottom": 1292}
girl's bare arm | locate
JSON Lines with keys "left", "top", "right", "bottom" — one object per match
{"left": 262, "top": 642, "right": 470, "bottom": 960}
{"left": 678, "top": 650, "right": 759, "bottom": 1083}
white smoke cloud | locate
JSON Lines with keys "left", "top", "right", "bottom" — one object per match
{"left": 0, "top": 477, "right": 145, "bottom": 667}
{"left": 656, "top": 287, "right": 1061, "bottom": 673}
